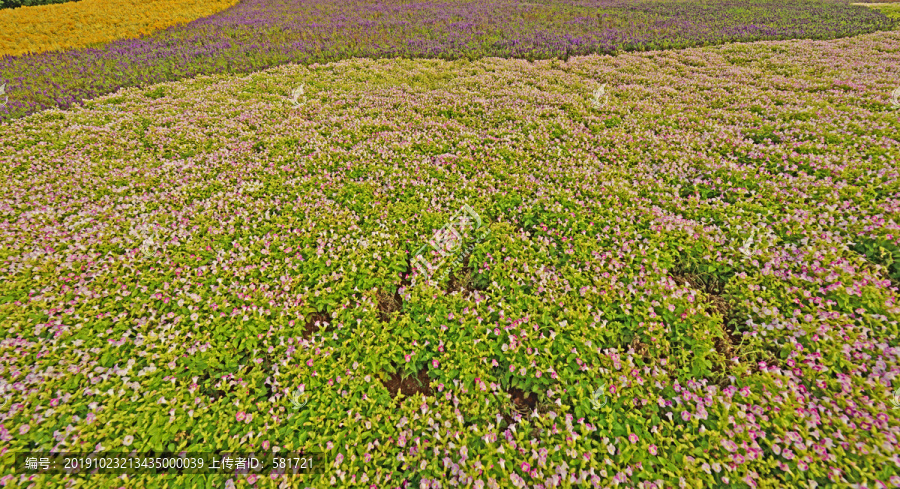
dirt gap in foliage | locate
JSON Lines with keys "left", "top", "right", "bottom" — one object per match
{"left": 447, "top": 264, "right": 475, "bottom": 293}
{"left": 497, "top": 386, "right": 540, "bottom": 429}
{"left": 509, "top": 386, "right": 538, "bottom": 414}
{"left": 383, "top": 366, "right": 433, "bottom": 399}
{"left": 302, "top": 311, "right": 331, "bottom": 339}
{"left": 377, "top": 287, "right": 403, "bottom": 322}
{"left": 446, "top": 253, "right": 488, "bottom": 294}
{"left": 670, "top": 272, "right": 741, "bottom": 352}
{"left": 670, "top": 271, "right": 748, "bottom": 381}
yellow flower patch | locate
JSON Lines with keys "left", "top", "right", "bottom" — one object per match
{"left": 0, "top": 0, "right": 240, "bottom": 57}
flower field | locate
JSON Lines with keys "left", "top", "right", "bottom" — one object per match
{"left": 1, "top": 3, "right": 900, "bottom": 482}
{"left": 0, "top": 0, "right": 241, "bottom": 58}
{"left": 0, "top": 0, "right": 896, "bottom": 123}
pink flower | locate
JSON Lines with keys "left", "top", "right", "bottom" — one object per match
{"left": 432, "top": 359, "right": 439, "bottom": 368}
{"left": 648, "top": 444, "right": 658, "bottom": 455}
{"left": 629, "top": 433, "right": 639, "bottom": 444}
{"left": 681, "top": 411, "right": 691, "bottom": 422}
{"left": 19, "top": 425, "right": 29, "bottom": 435}
{"left": 236, "top": 411, "right": 246, "bottom": 422}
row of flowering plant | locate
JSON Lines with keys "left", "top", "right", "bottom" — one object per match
{"left": 0, "top": 0, "right": 896, "bottom": 121}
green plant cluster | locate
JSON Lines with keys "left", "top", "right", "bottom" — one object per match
{"left": 0, "top": 27, "right": 899, "bottom": 489}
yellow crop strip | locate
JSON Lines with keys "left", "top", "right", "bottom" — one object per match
{"left": 852, "top": 3, "right": 900, "bottom": 20}
{"left": 0, "top": 0, "right": 240, "bottom": 58}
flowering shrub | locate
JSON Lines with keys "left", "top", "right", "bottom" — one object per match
{"left": 0, "top": 0, "right": 895, "bottom": 122}
{"left": 0, "top": 26, "right": 899, "bottom": 488}
{"left": 0, "top": 0, "right": 240, "bottom": 57}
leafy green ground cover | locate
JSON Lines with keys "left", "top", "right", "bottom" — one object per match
{"left": 0, "top": 23, "right": 899, "bottom": 489}
{"left": 859, "top": 3, "right": 900, "bottom": 19}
